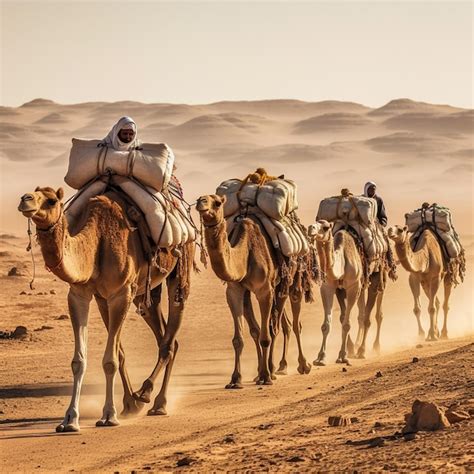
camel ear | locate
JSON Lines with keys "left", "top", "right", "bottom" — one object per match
{"left": 403, "top": 225, "right": 408, "bottom": 232}
{"left": 216, "top": 195, "right": 227, "bottom": 206}
{"left": 56, "top": 188, "right": 64, "bottom": 201}
{"left": 35, "top": 186, "right": 40, "bottom": 192}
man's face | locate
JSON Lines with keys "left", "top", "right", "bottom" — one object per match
{"left": 118, "top": 128, "right": 135, "bottom": 143}
{"left": 367, "top": 185, "right": 376, "bottom": 197}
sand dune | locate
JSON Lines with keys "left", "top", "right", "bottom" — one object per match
{"left": 369, "top": 98, "right": 464, "bottom": 117}
{"left": 293, "top": 112, "right": 373, "bottom": 134}
{"left": 364, "top": 132, "right": 457, "bottom": 154}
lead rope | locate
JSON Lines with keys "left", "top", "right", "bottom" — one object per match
{"left": 26, "top": 218, "right": 36, "bottom": 290}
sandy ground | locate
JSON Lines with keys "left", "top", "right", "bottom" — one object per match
{"left": 0, "top": 233, "right": 473, "bottom": 472}
{"left": 0, "top": 98, "right": 473, "bottom": 472}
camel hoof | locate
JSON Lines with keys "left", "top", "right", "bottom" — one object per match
{"left": 373, "top": 344, "right": 381, "bottom": 355}
{"left": 418, "top": 331, "right": 426, "bottom": 340}
{"left": 147, "top": 407, "right": 167, "bottom": 416}
{"left": 356, "top": 351, "right": 366, "bottom": 360}
{"left": 56, "top": 422, "right": 79, "bottom": 433}
{"left": 225, "top": 382, "right": 243, "bottom": 389}
{"left": 121, "top": 398, "right": 145, "bottom": 417}
{"left": 271, "top": 373, "right": 277, "bottom": 380}
{"left": 256, "top": 378, "right": 273, "bottom": 386}
{"left": 275, "top": 368, "right": 288, "bottom": 376}
{"left": 440, "top": 331, "right": 448, "bottom": 340}
{"left": 336, "top": 358, "right": 349, "bottom": 364}
{"left": 96, "top": 418, "right": 120, "bottom": 427}
{"left": 298, "top": 362, "right": 312, "bottom": 374}
{"left": 426, "top": 335, "right": 438, "bottom": 342}
{"left": 313, "top": 359, "right": 326, "bottom": 367}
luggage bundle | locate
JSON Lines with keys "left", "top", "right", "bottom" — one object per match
{"left": 316, "top": 190, "right": 387, "bottom": 261}
{"left": 65, "top": 138, "right": 195, "bottom": 247}
{"left": 216, "top": 171, "right": 308, "bottom": 257}
{"left": 405, "top": 204, "right": 462, "bottom": 259}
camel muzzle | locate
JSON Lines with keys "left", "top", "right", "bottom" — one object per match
{"left": 18, "top": 194, "right": 38, "bottom": 216}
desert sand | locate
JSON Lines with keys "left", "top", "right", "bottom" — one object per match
{"left": 0, "top": 98, "right": 473, "bottom": 472}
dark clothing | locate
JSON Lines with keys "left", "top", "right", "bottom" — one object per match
{"left": 374, "top": 195, "right": 388, "bottom": 227}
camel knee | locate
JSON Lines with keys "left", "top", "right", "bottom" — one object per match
{"left": 159, "top": 343, "right": 175, "bottom": 362}
{"left": 443, "top": 303, "right": 449, "bottom": 313}
{"left": 260, "top": 338, "right": 271, "bottom": 348}
{"left": 342, "top": 323, "right": 351, "bottom": 333}
{"left": 232, "top": 336, "right": 244, "bottom": 351}
{"left": 321, "top": 322, "right": 331, "bottom": 335}
{"left": 364, "top": 319, "right": 371, "bottom": 329}
{"left": 71, "top": 359, "right": 86, "bottom": 376}
{"left": 103, "top": 360, "right": 118, "bottom": 375}
{"left": 375, "top": 312, "right": 383, "bottom": 324}
{"left": 250, "top": 328, "right": 259, "bottom": 340}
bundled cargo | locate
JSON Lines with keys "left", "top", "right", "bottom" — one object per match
{"left": 316, "top": 191, "right": 377, "bottom": 226}
{"left": 216, "top": 169, "right": 307, "bottom": 258}
{"left": 216, "top": 177, "right": 298, "bottom": 221}
{"left": 405, "top": 204, "right": 453, "bottom": 233}
{"left": 65, "top": 138, "right": 175, "bottom": 191}
{"left": 316, "top": 190, "right": 387, "bottom": 262}
{"left": 405, "top": 204, "right": 462, "bottom": 259}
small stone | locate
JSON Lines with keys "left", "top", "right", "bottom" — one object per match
{"left": 287, "top": 456, "right": 304, "bottom": 463}
{"left": 404, "top": 433, "right": 418, "bottom": 441}
{"left": 56, "top": 314, "right": 69, "bottom": 320}
{"left": 445, "top": 410, "right": 470, "bottom": 423}
{"left": 81, "top": 441, "right": 86, "bottom": 445}
{"left": 375, "top": 371, "right": 383, "bottom": 378}
{"left": 223, "top": 435, "right": 235, "bottom": 443}
{"left": 8, "top": 266, "right": 28, "bottom": 277}
{"left": 412, "top": 357, "right": 419, "bottom": 363}
{"left": 12, "top": 326, "right": 28, "bottom": 338}
{"left": 350, "top": 417, "right": 359, "bottom": 423}
{"left": 369, "top": 437, "right": 385, "bottom": 448}
{"left": 342, "top": 367, "right": 348, "bottom": 372}
{"left": 328, "top": 416, "right": 352, "bottom": 426}
{"left": 374, "top": 421, "right": 384, "bottom": 428}
{"left": 19, "top": 291, "right": 27, "bottom": 295}
{"left": 50, "top": 289, "right": 57, "bottom": 295}
{"left": 176, "top": 457, "right": 195, "bottom": 467}
{"left": 416, "top": 344, "right": 423, "bottom": 348}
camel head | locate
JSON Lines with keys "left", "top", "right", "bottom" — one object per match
{"left": 308, "top": 220, "right": 333, "bottom": 242}
{"left": 18, "top": 187, "right": 64, "bottom": 229}
{"left": 388, "top": 225, "right": 409, "bottom": 244}
{"left": 196, "top": 194, "right": 227, "bottom": 227}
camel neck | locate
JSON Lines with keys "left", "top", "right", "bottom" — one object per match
{"left": 204, "top": 218, "right": 248, "bottom": 282}
{"left": 395, "top": 238, "right": 429, "bottom": 274}
{"left": 316, "top": 234, "right": 341, "bottom": 281}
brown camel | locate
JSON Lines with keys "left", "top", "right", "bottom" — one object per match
{"left": 18, "top": 186, "right": 193, "bottom": 432}
{"left": 308, "top": 221, "right": 387, "bottom": 364}
{"left": 196, "top": 194, "right": 311, "bottom": 387}
{"left": 388, "top": 225, "right": 452, "bottom": 340}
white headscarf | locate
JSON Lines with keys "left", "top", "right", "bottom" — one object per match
{"left": 364, "top": 181, "right": 377, "bottom": 197}
{"left": 103, "top": 116, "right": 138, "bottom": 151}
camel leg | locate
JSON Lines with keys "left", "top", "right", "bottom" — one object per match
{"left": 426, "top": 278, "right": 441, "bottom": 341}
{"left": 255, "top": 286, "right": 274, "bottom": 385}
{"left": 434, "top": 296, "right": 441, "bottom": 338}
{"left": 223, "top": 282, "right": 246, "bottom": 389}
{"left": 56, "top": 288, "right": 91, "bottom": 433}
{"left": 337, "top": 283, "right": 359, "bottom": 364}
{"left": 409, "top": 274, "right": 425, "bottom": 339}
{"left": 242, "top": 291, "right": 265, "bottom": 381}
{"left": 314, "top": 283, "right": 335, "bottom": 366}
{"left": 290, "top": 291, "right": 311, "bottom": 375}
{"left": 441, "top": 276, "right": 452, "bottom": 339}
{"left": 135, "top": 275, "right": 184, "bottom": 414}
{"left": 336, "top": 288, "right": 355, "bottom": 358}
{"left": 276, "top": 308, "right": 291, "bottom": 375}
{"left": 268, "top": 299, "right": 282, "bottom": 380}
{"left": 95, "top": 295, "right": 144, "bottom": 417}
{"left": 372, "top": 289, "right": 384, "bottom": 354}
{"left": 353, "top": 290, "right": 366, "bottom": 355}
{"left": 96, "top": 286, "right": 133, "bottom": 427}
{"left": 356, "top": 273, "right": 380, "bottom": 359}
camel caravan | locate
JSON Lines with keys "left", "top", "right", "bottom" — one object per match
{"left": 17, "top": 116, "right": 466, "bottom": 432}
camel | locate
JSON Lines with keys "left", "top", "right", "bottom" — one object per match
{"left": 196, "top": 194, "right": 311, "bottom": 387}
{"left": 18, "top": 186, "right": 193, "bottom": 432}
{"left": 308, "top": 221, "right": 387, "bottom": 364}
{"left": 388, "top": 225, "right": 452, "bottom": 340}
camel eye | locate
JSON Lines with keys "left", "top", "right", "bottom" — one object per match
{"left": 47, "top": 198, "right": 57, "bottom": 206}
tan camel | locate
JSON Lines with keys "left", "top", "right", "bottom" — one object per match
{"left": 308, "top": 221, "right": 386, "bottom": 364}
{"left": 18, "top": 186, "right": 193, "bottom": 432}
{"left": 196, "top": 194, "right": 311, "bottom": 387}
{"left": 388, "top": 225, "right": 451, "bottom": 340}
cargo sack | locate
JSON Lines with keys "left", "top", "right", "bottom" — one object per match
{"left": 216, "top": 178, "right": 298, "bottom": 220}
{"left": 437, "top": 230, "right": 462, "bottom": 259}
{"left": 317, "top": 194, "right": 377, "bottom": 227}
{"left": 65, "top": 139, "right": 175, "bottom": 191}
{"left": 405, "top": 205, "right": 453, "bottom": 233}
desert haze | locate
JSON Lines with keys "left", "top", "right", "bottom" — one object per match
{"left": 0, "top": 98, "right": 473, "bottom": 472}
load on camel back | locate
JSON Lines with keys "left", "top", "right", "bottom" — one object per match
{"left": 405, "top": 202, "right": 466, "bottom": 285}
{"left": 64, "top": 117, "right": 197, "bottom": 291}
{"left": 215, "top": 168, "right": 319, "bottom": 298}
{"left": 316, "top": 188, "right": 397, "bottom": 284}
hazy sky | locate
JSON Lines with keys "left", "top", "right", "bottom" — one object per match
{"left": 1, "top": 1, "right": 472, "bottom": 107}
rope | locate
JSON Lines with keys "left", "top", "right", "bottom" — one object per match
{"left": 26, "top": 218, "right": 36, "bottom": 290}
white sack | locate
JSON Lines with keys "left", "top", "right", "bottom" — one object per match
{"left": 317, "top": 195, "right": 377, "bottom": 226}
{"left": 65, "top": 139, "right": 174, "bottom": 191}
{"left": 405, "top": 206, "right": 453, "bottom": 233}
